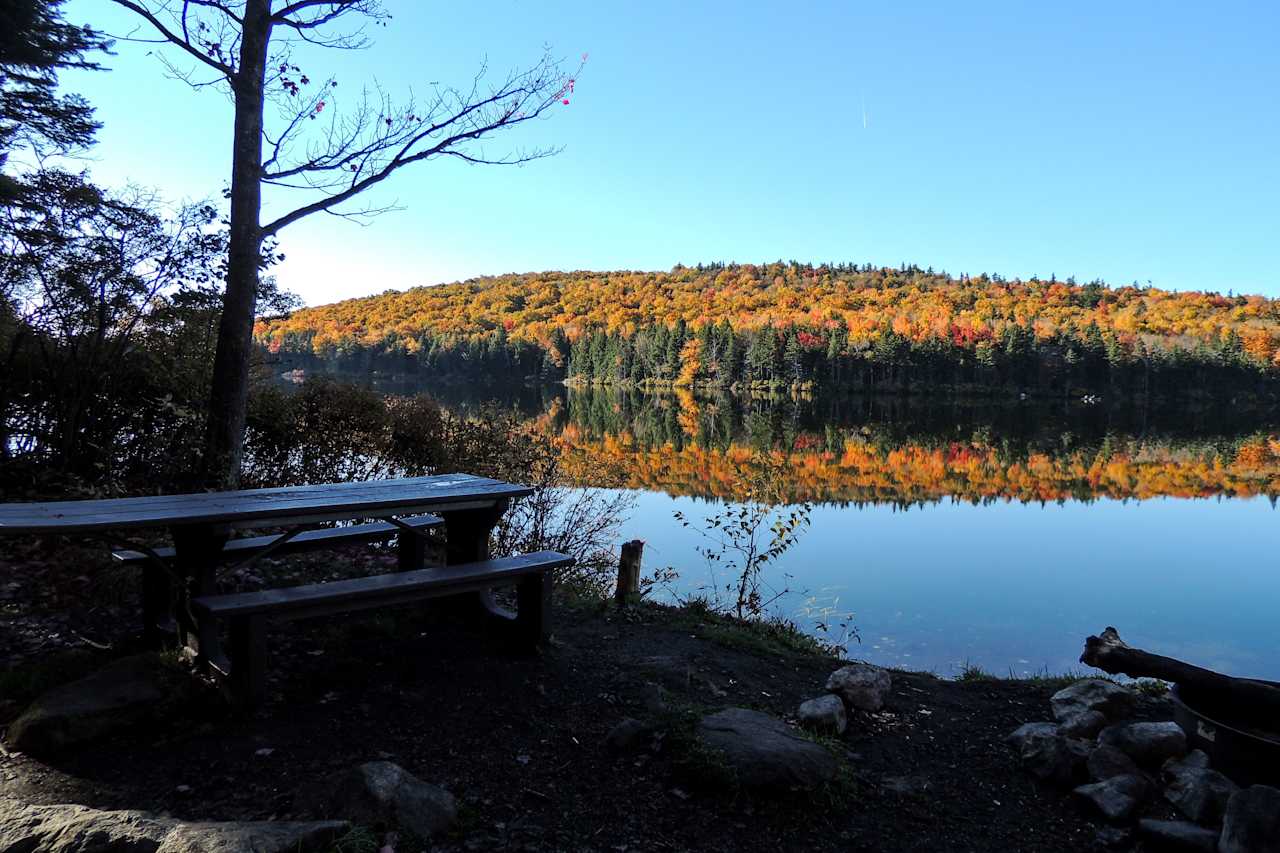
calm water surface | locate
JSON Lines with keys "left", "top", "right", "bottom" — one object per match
{"left": 620, "top": 491, "right": 1280, "bottom": 678}
{"left": 292, "top": 368, "right": 1280, "bottom": 679}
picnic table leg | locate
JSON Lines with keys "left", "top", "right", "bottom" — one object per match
{"left": 440, "top": 500, "right": 508, "bottom": 565}
{"left": 170, "top": 524, "right": 230, "bottom": 669}
{"left": 141, "top": 560, "right": 174, "bottom": 647}
{"left": 516, "top": 571, "right": 552, "bottom": 648}
{"left": 396, "top": 524, "right": 426, "bottom": 571}
{"left": 228, "top": 614, "right": 267, "bottom": 708}
{"left": 438, "top": 500, "right": 518, "bottom": 624}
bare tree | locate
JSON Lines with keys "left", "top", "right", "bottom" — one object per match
{"left": 108, "top": 0, "right": 579, "bottom": 486}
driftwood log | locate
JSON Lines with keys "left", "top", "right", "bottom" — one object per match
{"left": 1082, "top": 627, "right": 1280, "bottom": 722}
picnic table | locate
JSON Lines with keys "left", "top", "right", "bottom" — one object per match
{"left": 0, "top": 474, "right": 573, "bottom": 705}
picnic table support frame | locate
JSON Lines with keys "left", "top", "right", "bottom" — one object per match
{"left": 171, "top": 524, "right": 230, "bottom": 667}
{"left": 438, "top": 499, "right": 545, "bottom": 644}
{"left": 229, "top": 613, "right": 267, "bottom": 705}
{"left": 516, "top": 571, "right": 552, "bottom": 646}
{"left": 386, "top": 516, "right": 432, "bottom": 572}
{"left": 141, "top": 561, "right": 173, "bottom": 647}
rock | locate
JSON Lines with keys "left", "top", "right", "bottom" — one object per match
{"left": 1165, "top": 749, "right": 1211, "bottom": 772}
{"left": 158, "top": 821, "right": 347, "bottom": 852}
{"left": 6, "top": 655, "right": 187, "bottom": 756}
{"left": 0, "top": 798, "right": 345, "bottom": 853}
{"left": 1059, "top": 710, "right": 1108, "bottom": 739}
{"left": 1072, "top": 773, "right": 1151, "bottom": 823}
{"left": 1136, "top": 819, "right": 1218, "bottom": 852}
{"left": 696, "top": 707, "right": 838, "bottom": 789}
{"left": 1162, "top": 752, "right": 1237, "bottom": 825}
{"left": 797, "top": 695, "right": 847, "bottom": 735}
{"left": 297, "top": 761, "right": 457, "bottom": 839}
{"left": 1088, "top": 744, "right": 1145, "bottom": 782}
{"left": 1098, "top": 720, "right": 1187, "bottom": 767}
{"left": 825, "top": 664, "right": 891, "bottom": 712}
{"left": 1094, "top": 826, "right": 1135, "bottom": 848}
{"left": 1019, "top": 732, "right": 1091, "bottom": 787}
{"left": 1006, "top": 721, "right": 1059, "bottom": 751}
{"left": 1050, "top": 679, "right": 1136, "bottom": 722}
{"left": 604, "top": 718, "right": 652, "bottom": 754}
{"left": 0, "top": 799, "right": 173, "bottom": 852}
{"left": 1219, "top": 785, "right": 1280, "bottom": 853}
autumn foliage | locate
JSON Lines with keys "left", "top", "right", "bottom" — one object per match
{"left": 258, "top": 262, "right": 1280, "bottom": 363}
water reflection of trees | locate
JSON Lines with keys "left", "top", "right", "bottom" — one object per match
{"left": 543, "top": 387, "right": 1280, "bottom": 506}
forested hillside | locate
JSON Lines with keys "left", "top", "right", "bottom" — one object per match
{"left": 256, "top": 263, "right": 1280, "bottom": 399}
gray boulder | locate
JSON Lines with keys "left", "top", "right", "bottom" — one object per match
{"left": 1009, "top": 721, "right": 1096, "bottom": 786}
{"left": 696, "top": 707, "right": 838, "bottom": 789}
{"left": 0, "top": 799, "right": 172, "bottom": 852}
{"left": 1018, "top": 732, "right": 1091, "bottom": 788}
{"left": 825, "top": 664, "right": 891, "bottom": 712}
{"left": 297, "top": 761, "right": 457, "bottom": 839}
{"left": 1088, "top": 744, "right": 1145, "bottom": 782}
{"left": 1050, "top": 679, "right": 1136, "bottom": 722}
{"left": 1006, "top": 721, "right": 1059, "bottom": 751}
{"left": 1059, "top": 709, "right": 1108, "bottom": 740}
{"left": 1219, "top": 785, "right": 1280, "bottom": 853}
{"left": 157, "top": 821, "right": 347, "bottom": 852}
{"left": 1166, "top": 749, "right": 1210, "bottom": 771}
{"left": 797, "top": 695, "right": 847, "bottom": 735}
{"left": 1162, "top": 751, "right": 1237, "bottom": 825}
{"left": 1094, "top": 826, "right": 1135, "bottom": 849}
{"left": 0, "top": 798, "right": 345, "bottom": 853}
{"left": 1072, "top": 774, "right": 1150, "bottom": 823}
{"left": 1098, "top": 720, "right": 1187, "bottom": 767}
{"left": 1136, "top": 819, "right": 1217, "bottom": 853}
{"left": 6, "top": 655, "right": 188, "bottom": 756}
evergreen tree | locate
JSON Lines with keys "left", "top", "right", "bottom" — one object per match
{"left": 1, "top": 0, "right": 109, "bottom": 200}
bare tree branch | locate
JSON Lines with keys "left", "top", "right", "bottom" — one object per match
{"left": 108, "top": 0, "right": 236, "bottom": 78}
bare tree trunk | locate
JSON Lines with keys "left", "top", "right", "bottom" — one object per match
{"left": 202, "top": 0, "right": 271, "bottom": 489}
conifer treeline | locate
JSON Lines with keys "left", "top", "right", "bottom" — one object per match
{"left": 258, "top": 263, "right": 1280, "bottom": 399}
{"left": 561, "top": 316, "right": 1273, "bottom": 399}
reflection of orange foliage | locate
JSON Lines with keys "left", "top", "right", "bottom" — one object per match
{"left": 1235, "top": 440, "right": 1279, "bottom": 471}
{"left": 551, "top": 432, "right": 1280, "bottom": 505}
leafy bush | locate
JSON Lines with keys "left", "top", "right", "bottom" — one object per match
{"left": 242, "top": 377, "right": 630, "bottom": 595}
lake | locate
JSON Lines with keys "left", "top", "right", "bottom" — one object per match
{"left": 287, "top": 369, "right": 1280, "bottom": 680}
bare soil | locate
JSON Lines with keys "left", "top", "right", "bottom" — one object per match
{"left": 1, "top": 542, "right": 1174, "bottom": 852}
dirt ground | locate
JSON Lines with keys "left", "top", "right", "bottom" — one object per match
{"left": 1, "top": 542, "right": 1174, "bottom": 852}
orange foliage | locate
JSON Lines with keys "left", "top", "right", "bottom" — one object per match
{"left": 256, "top": 264, "right": 1280, "bottom": 360}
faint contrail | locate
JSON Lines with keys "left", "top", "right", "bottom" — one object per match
{"left": 862, "top": 94, "right": 868, "bottom": 129}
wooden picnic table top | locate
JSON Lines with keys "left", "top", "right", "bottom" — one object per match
{"left": 0, "top": 474, "right": 532, "bottom": 534}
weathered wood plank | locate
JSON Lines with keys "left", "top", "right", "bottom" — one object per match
{"left": 112, "top": 514, "right": 443, "bottom": 565}
{"left": 191, "top": 551, "right": 574, "bottom": 618}
{"left": 0, "top": 475, "right": 530, "bottom": 534}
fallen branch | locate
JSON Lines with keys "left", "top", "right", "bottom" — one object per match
{"left": 1081, "top": 627, "right": 1280, "bottom": 723}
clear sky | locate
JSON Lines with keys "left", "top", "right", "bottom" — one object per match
{"left": 64, "top": 1, "right": 1280, "bottom": 306}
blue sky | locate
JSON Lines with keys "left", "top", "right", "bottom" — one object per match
{"left": 65, "top": 1, "right": 1280, "bottom": 306}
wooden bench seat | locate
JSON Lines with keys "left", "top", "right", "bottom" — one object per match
{"left": 111, "top": 514, "right": 443, "bottom": 565}
{"left": 192, "top": 550, "right": 574, "bottom": 706}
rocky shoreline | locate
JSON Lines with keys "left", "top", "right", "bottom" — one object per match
{"left": 2, "top": 598, "right": 1276, "bottom": 852}
{"left": 1008, "top": 678, "right": 1279, "bottom": 851}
